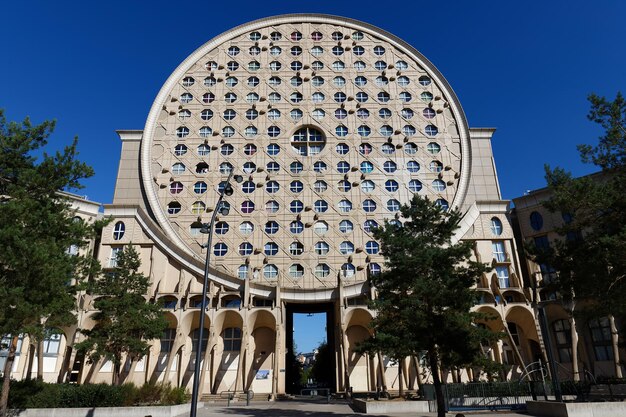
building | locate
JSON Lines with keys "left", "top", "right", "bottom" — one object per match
{"left": 3, "top": 14, "right": 550, "bottom": 394}
{"left": 512, "top": 184, "right": 625, "bottom": 381}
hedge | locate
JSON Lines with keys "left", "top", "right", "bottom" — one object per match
{"left": 8, "top": 380, "right": 189, "bottom": 409}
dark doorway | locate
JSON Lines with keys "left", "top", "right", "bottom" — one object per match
{"left": 285, "top": 303, "right": 336, "bottom": 394}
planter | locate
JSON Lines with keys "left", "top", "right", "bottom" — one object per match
{"left": 11, "top": 402, "right": 201, "bottom": 417}
{"left": 352, "top": 398, "right": 429, "bottom": 414}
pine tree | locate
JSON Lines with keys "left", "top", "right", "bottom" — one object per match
{"left": 540, "top": 92, "right": 626, "bottom": 321}
{"left": 360, "top": 194, "right": 493, "bottom": 417}
{"left": 75, "top": 244, "right": 167, "bottom": 385}
{"left": 0, "top": 110, "right": 97, "bottom": 416}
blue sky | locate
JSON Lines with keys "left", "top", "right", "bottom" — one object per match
{"left": 2, "top": 1, "right": 624, "bottom": 204}
{"left": 2, "top": 1, "right": 624, "bottom": 352}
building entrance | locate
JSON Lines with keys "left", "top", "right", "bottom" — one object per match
{"left": 285, "top": 303, "right": 337, "bottom": 394}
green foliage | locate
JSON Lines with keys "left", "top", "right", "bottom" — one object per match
{"left": 0, "top": 109, "right": 99, "bottom": 339}
{"left": 470, "top": 355, "right": 508, "bottom": 381}
{"left": 0, "top": 110, "right": 101, "bottom": 414}
{"left": 540, "top": 92, "right": 626, "bottom": 320}
{"left": 360, "top": 194, "right": 494, "bottom": 366}
{"left": 75, "top": 244, "right": 167, "bottom": 384}
{"left": 359, "top": 194, "right": 494, "bottom": 415}
{"left": 310, "top": 342, "right": 333, "bottom": 387}
{"left": 135, "top": 382, "right": 189, "bottom": 406}
{"left": 7, "top": 380, "right": 188, "bottom": 408}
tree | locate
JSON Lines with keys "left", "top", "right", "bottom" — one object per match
{"left": 0, "top": 110, "right": 97, "bottom": 416}
{"left": 76, "top": 244, "right": 167, "bottom": 385}
{"left": 309, "top": 342, "right": 333, "bottom": 389}
{"left": 360, "top": 194, "right": 493, "bottom": 417}
{"left": 540, "top": 92, "right": 626, "bottom": 322}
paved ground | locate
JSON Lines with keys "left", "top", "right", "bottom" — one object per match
{"left": 179, "top": 398, "right": 529, "bottom": 417}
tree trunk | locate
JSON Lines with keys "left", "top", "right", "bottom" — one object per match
{"left": 0, "top": 336, "right": 19, "bottom": 417}
{"left": 57, "top": 345, "right": 73, "bottom": 383}
{"left": 25, "top": 343, "right": 35, "bottom": 380}
{"left": 36, "top": 340, "right": 44, "bottom": 380}
{"left": 113, "top": 361, "right": 121, "bottom": 386}
{"left": 398, "top": 359, "right": 403, "bottom": 397}
{"left": 428, "top": 348, "right": 446, "bottom": 417}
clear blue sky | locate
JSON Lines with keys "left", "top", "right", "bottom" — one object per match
{"left": 294, "top": 313, "right": 326, "bottom": 354}
{"left": 2, "top": 1, "right": 624, "bottom": 352}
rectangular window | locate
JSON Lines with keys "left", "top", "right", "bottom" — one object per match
{"left": 589, "top": 317, "right": 613, "bottom": 361}
{"left": 539, "top": 263, "right": 558, "bottom": 286}
{"left": 507, "top": 322, "right": 520, "bottom": 345}
{"left": 109, "top": 247, "right": 123, "bottom": 268}
{"left": 496, "top": 266, "right": 510, "bottom": 288}
{"left": 66, "top": 244, "right": 79, "bottom": 256}
{"left": 191, "top": 330, "right": 208, "bottom": 352}
{"left": 553, "top": 319, "right": 572, "bottom": 363}
{"left": 492, "top": 241, "right": 506, "bottom": 262}
{"left": 253, "top": 298, "right": 273, "bottom": 307}
{"left": 42, "top": 333, "right": 61, "bottom": 355}
{"left": 0, "top": 334, "right": 24, "bottom": 356}
{"left": 160, "top": 328, "right": 176, "bottom": 353}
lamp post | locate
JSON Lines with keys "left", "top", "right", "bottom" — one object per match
{"left": 190, "top": 170, "right": 242, "bottom": 417}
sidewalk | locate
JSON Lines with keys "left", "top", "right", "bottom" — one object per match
{"left": 180, "top": 399, "right": 529, "bottom": 417}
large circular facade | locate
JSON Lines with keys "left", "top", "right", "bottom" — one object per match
{"left": 142, "top": 14, "right": 471, "bottom": 290}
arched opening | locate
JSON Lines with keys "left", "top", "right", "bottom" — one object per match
{"left": 285, "top": 303, "right": 336, "bottom": 394}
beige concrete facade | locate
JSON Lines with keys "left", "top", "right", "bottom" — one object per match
{"left": 2, "top": 14, "right": 559, "bottom": 394}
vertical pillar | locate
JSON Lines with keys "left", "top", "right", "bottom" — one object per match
{"left": 162, "top": 344, "right": 177, "bottom": 384}
{"left": 198, "top": 325, "right": 216, "bottom": 394}
{"left": 610, "top": 316, "right": 623, "bottom": 378}
{"left": 341, "top": 329, "right": 350, "bottom": 394}
{"left": 413, "top": 356, "right": 424, "bottom": 389}
{"left": 272, "top": 324, "right": 280, "bottom": 397}
{"left": 569, "top": 316, "right": 580, "bottom": 381}
{"left": 377, "top": 352, "right": 387, "bottom": 390}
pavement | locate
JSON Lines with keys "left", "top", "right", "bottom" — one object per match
{"left": 178, "top": 398, "right": 530, "bottom": 417}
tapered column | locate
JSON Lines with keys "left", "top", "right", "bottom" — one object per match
{"left": 610, "top": 316, "right": 623, "bottom": 378}
{"left": 272, "top": 325, "right": 280, "bottom": 397}
{"left": 377, "top": 352, "right": 387, "bottom": 389}
{"left": 569, "top": 316, "right": 580, "bottom": 381}
{"left": 341, "top": 329, "right": 350, "bottom": 393}
{"left": 198, "top": 325, "right": 216, "bottom": 394}
{"left": 234, "top": 325, "right": 249, "bottom": 391}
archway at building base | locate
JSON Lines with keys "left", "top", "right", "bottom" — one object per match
{"left": 285, "top": 303, "right": 336, "bottom": 394}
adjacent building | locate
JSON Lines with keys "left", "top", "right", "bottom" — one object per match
{"left": 512, "top": 184, "right": 624, "bottom": 382}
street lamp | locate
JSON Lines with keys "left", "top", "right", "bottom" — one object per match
{"left": 190, "top": 171, "right": 242, "bottom": 417}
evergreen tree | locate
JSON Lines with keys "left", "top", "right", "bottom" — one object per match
{"left": 76, "top": 244, "right": 167, "bottom": 385}
{"left": 540, "top": 92, "right": 626, "bottom": 321}
{"left": 0, "top": 110, "right": 97, "bottom": 416}
{"left": 310, "top": 342, "right": 333, "bottom": 388}
{"left": 360, "top": 194, "right": 493, "bottom": 417}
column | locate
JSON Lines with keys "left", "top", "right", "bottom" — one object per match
{"left": 569, "top": 316, "right": 580, "bottom": 381}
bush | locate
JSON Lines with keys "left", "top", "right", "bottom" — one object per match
{"left": 56, "top": 383, "right": 134, "bottom": 408}
{"left": 8, "top": 380, "right": 188, "bottom": 409}
{"left": 133, "top": 382, "right": 190, "bottom": 405}
{"left": 8, "top": 379, "right": 60, "bottom": 409}
{"left": 162, "top": 385, "right": 189, "bottom": 405}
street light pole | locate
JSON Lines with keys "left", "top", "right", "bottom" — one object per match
{"left": 190, "top": 170, "right": 241, "bottom": 417}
